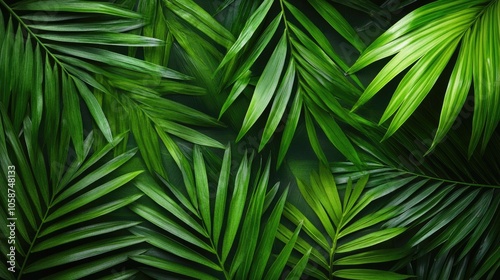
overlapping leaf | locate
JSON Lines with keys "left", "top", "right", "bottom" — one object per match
{"left": 278, "top": 164, "right": 410, "bottom": 279}
{"left": 162, "top": 0, "right": 235, "bottom": 48}
{"left": 1, "top": 1, "right": 498, "bottom": 279}
{"left": 130, "top": 145, "right": 302, "bottom": 279}
{"left": 349, "top": 0, "right": 500, "bottom": 156}
{"left": 1, "top": 0, "right": 224, "bottom": 175}
{"left": 0, "top": 0, "right": 167, "bottom": 156}
{"left": 330, "top": 131, "right": 500, "bottom": 278}
{"left": 216, "top": 0, "right": 372, "bottom": 167}
{"left": 0, "top": 108, "right": 144, "bottom": 279}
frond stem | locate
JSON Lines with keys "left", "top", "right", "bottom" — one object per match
{"left": 279, "top": 0, "right": 292, "bottom": 50}
{"left": 15, "top": 198, "right": 54, "bottom": 279}
{"left": 393, "top": 167, "right": 500, "bottom": 189}
{"left": 329, "top": 217, "right": 343, "bottom": 280}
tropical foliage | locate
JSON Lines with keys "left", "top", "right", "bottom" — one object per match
{"left": 348, "top": 0, "right": 500, "bottom": 156}
{"left": 1, "top": 0, "right": 499, "bottom": 279}
{"left": 129, "top": 145, "right": 304, "bottom": 279}
{"left": 278, "top": 165, "right": 410, "bottom": 280}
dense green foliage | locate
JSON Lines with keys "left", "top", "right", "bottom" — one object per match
{"left": 1, "top": 0, "right": 499, "bottom": 279}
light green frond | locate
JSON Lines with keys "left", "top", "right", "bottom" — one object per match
{"left": 349, "top": 0, "right": 499, "bottom": 155}
{"left": 130, "top": 145, "right": 300, "bottom": 279}
{"left": 280, "top": 164, "right": 409, "bottom": 279}
{"left": 215, "top": 0, "right": 371, "bottom": 167}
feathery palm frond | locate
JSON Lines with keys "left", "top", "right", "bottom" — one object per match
{"left": 279, "top": 164, "right": 412, "bottom": 280}
{"left": 213, "top": 0, "right": 380, "bottom": 167}
{"left": 96, "top": 0, "right": 239, "bottom": 178}
{"left": 94, "top": 83, "right": 226, "bottom": 179}
{"left": 405, "top": 245, "right": 500, "bottom": 280}
{"left": 129, "top": 143, "right": 303, "bottom": 279}
{"left": 153, "top": 0, "right": 250, "bottom": 132}
{"left": 0, "top": 0, "right": 225, "bottom": 176}
{"left": 348, "top": 0, "right": 500, "bottom": 156}
{"left": 331, "top": 160, "right": 499, "bottom": 279}
{"left": 0, "top": 107, "right": 144, "bottom": 279}
{"left": 0, "top": 0, "right": 181, "bottom": 142}
{"left": 329, "top": 110, "right": 500, "bottom": 279}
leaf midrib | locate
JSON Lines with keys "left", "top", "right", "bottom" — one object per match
{"left": 392, "top": 166, "right": 500, "bottom": 189}
{"left": 16, "top": 196, "right": 55, "bottom": 279}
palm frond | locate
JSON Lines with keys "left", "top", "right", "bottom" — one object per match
{"left": 0, "top": 107, "right": 144, "bottom": 279}
{"left": 129, "top": 144, "right": 301, "bottom": 279}
{"left": 162, "top": 0, "right": 235, "bottom": 48}
{"left": 1, "top": 0, "right": 224, "bottom": 174}
{"left": 349, "top": 0, "right": 500, "bottom": 156}
{"left": 279, "top": 164, "right": 411, "bottom": 280}
{"left": 214, "top": 0, "right": 379, "bottom": 167}
{"left": 138, "top": 0, "right": 173, "bottom": 67}
{"left": 332, "top": 149, "right": 500, "bottom": 279}
{"left": 331, "top": 93, "right": 499, "bottom": 277}
{"left": 0, "top": 0, "right": 138, "bottom": 153}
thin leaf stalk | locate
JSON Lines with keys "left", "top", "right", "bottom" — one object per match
{"left": 328, "top": 215, "right": 344, "bottom": 280}
{"left": 279, "top": 0, "right": 292, "bottom": 50}
{"left": 209, "top": 237, "right": 232, "bottom": 279}
{"left": 393, "top": 167, "right": 500, "bottom": 188}
{"left": 16, "top": 190, "right": 58, "bottom": 279}
{"left": 200, "top": 215, "right": 232, "bottom": 279}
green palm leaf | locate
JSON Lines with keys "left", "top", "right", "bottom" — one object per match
{"left": 1, "top": 0, "right": 224, "bottom": 176}
{"left": 216, "top": 0, "right": 274, "bottom": 71}
{"left": 163, "top": 0, "right": 235, "bottom": 48}
{"left": 215, "top": 0, "right": 374, "bottom": 167}
{"left": 279, "top": 164, "right": 411, "bottom": 279}
{"left": 0, "top": 108, "right": 144, "bottom": 279}
{"left": 130, "top": 145, "right": 302, "bottom": 279}
{"left": 0, "top": 1, "right": 119, "bottom": 155}
{"left": 236, "top": 32, "right": 288, "bottom": 142}
{"left": 349, "top": 0, "right": 500, "bottom": 156}
{"left": 330, "top": 128, "right": 500, "bottom": 278}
